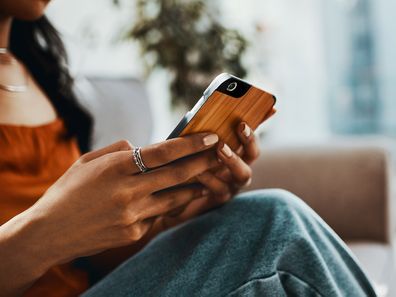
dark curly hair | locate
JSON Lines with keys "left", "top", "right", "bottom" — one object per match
{"left": 9, "top": 16, "right": 93, "bottom": 153}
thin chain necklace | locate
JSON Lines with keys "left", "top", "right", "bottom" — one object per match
{"left": 0, "top": 48, "right": 28, "bottom": 93}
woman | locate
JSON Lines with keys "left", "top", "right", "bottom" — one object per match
{"left": 0, "top": 1, "right": 377, "bottom": 296}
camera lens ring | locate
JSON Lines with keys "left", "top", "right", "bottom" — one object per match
{"left": 226, "top": 82, "right": 238, "bottom": 92}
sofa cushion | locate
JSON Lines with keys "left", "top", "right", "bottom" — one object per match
{"left": 247, "top": 146, "right": 390, "bottom": 243}
{"left": 74, "top": 77, "right": 154, "bottom": 149}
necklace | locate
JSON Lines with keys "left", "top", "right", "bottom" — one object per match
{"left": 0, "top": 48, "right": 28, "bottom": 93}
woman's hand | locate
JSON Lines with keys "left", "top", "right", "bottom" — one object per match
{"left": 81, "top": 123, "right": 261, "bottom": 277}
{"left": 0, "top": 133, "right": 220, "bottom": 295}
{"left": 158, "top": 122, "right": 260, "bottom": 229}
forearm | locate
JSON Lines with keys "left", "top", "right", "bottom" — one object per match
{"left": 0, "top": 206, "right": 57, "bottom": 297}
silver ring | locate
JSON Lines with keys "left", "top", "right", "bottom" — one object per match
{"left": 132, "top": 147, "right": 149, "bottom": 173}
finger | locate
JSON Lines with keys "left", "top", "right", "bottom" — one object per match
{"left": 263, "top": 108, "right": 277, "bottom": 121}
{"left": 213, "top": 166, "right": 232, "bottom": 183}
{"left": 217, "top": 142, "right": 252, "bottom": 187}
{"left": 165, "top": 204, "right": 189, "bottom": 217}
{"left": 197, "top": 172, "right": 231, "bottom": 201}
{"left": 138, "top": 185, "right": 208, "bottom": 220}
{"left": 160, "top": 196, "right": 217, "bottom": 229}
{"left": 142, "top": 133, "right": 219, "bottom": 169}
{"left": 80, "top": 140, "right": 133, "bottom": 163}
{"left": 210, "top": 168, "right": 244, "bottom": 196}
{"left": 166, "top": 193, "right": 231, "bottom": 225}
{"left": 237, "top": 122, "right": 261, "bottom": 164}
{"left": 113, "top": 133, "right": 219, "bottom": 175}
{"left": 138, "top": 150, "right": 220, "bottom": 193}
{"left": 123, "top": 218, "right": 156, "bottom": 242}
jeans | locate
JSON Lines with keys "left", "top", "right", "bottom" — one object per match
{"left": 82, "top": 189, "right": 376, "bottom": 297}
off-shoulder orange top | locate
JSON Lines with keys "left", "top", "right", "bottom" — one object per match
{"left": 0, "top": 119, "right": 90, "bottom": 296}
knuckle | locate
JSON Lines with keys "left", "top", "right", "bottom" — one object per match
{"left": 118, "top": 209, "right": 139, "bottom": 227}
{"left": 118, "top": 139, "right": 133, "bottom": 150}
{"left": 78, "top": 153, "right": 90, "bottom": 164}
{"left": 240, "top": 167, "right": 253, "bottom": 182}
{"left": 125, "top": 224, "right": 145, "bottom": 241}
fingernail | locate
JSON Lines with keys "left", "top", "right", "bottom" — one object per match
{"left": 244, "top": 177, "right": 252, "bottom": 187}
{"left": 242, "top": 123, "right": 251, "bottom": 138}
{"left": 221, "top": 143, "right": 233, "bottom": 158}
{"left": 203, "top": 134, "right": 219, "bottom": 146}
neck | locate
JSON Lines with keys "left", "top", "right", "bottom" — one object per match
{"left": 0, "top": 16, "right": 12, "bottom": 49}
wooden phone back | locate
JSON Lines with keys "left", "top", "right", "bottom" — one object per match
{"left": 179, "top": 86, "right": 276, "bottom": 150}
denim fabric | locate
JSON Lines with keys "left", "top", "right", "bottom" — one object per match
{"left": 82, "top": 189, "right": 376, "bottom": 297}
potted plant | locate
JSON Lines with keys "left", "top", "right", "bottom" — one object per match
{"left": 114, "top": 0, "right": 248, "bottom": 108}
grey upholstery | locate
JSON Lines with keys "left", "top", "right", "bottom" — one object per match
{"left": 74, "top": 77, "right": 153, "bottom": 149}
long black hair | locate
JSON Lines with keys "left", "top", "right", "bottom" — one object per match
{"left": 9, "top": 16, "right": 93, "bottom": 153}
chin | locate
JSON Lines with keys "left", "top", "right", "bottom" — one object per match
{"left": 18, "top": 1, "right": 50, "bottom": 20}
{"left": 1, "top": 0, "right": 51, "bottom": 21}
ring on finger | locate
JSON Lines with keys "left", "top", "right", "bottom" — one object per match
{"left": 132, "top": 147, "right": 149, "bottom": 173}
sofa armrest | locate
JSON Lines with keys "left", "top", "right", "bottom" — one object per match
{"left": 247, "top": 146, "right": 391, "bottom": 243}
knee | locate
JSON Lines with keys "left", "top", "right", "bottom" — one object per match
{"left": 208, "top": 189, "right": 315, "bottom": 247}
{"left": 235, "top": 188, "right": 310, "bottom": 215}
{"left": 217, "top": 189, "right": 313, "bottom": 229}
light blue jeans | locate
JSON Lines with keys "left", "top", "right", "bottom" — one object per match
{"left": 82, "top": 189, "right": 376, "bottom": 297}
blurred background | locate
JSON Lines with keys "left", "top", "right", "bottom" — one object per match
{"left": 46, "top": 0, "right": 396, "bottom": 146}
{"left": 45, "top": 0, "right": 396, "bottom": 295}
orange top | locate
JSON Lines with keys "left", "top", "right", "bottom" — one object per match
{"left": 0, "top": 119, "right": 90, "bottom": 296}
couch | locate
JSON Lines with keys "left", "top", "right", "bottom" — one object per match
{"left": 75, "top": 77, "right": 395, "bottom": 296}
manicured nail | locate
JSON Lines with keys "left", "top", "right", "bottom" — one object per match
{"left": 242, "top": 123, "right": 251, "bottom": 138}
{"left": 244, "top": 177, "right": 252, "bottom": 187}
{"left": 221, "top": 143, "right": 233, "bottom": 158}
{"left": 203, "top": 134, "right": 219, "bottom": 146}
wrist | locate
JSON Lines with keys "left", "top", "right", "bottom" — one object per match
{"left": 0, "top": 206, "right": 59, "bottom": 284}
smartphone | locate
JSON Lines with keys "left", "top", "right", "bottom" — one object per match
{"left": 167, "top": 73, "right": 276, "bottom": 150}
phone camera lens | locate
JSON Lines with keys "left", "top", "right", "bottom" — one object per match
{"left": 227, "top": 82, "right": 238, "bottom": 92}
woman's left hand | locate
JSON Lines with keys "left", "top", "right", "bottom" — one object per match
{"left": 87, "top": 122, "right": 260, "bottom": 274}
{"left": 160, "top": 121, "right": 260, "bottom": 227}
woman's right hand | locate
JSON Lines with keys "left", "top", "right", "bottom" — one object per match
{"left": 24, "top": 133, "right": 220, "bottom": 269}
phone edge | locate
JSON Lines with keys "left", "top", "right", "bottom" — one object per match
{"left": 167, "top": 73, "right": 233, "bottom": 139}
